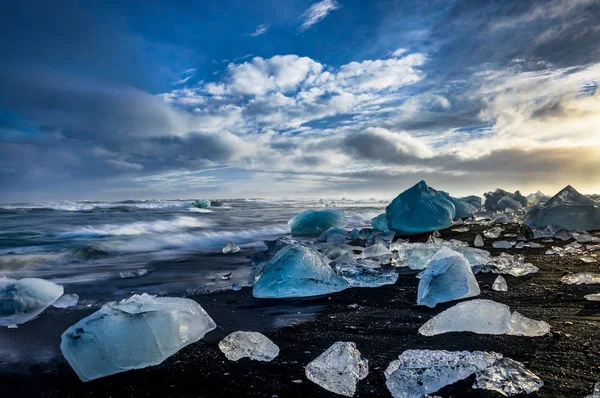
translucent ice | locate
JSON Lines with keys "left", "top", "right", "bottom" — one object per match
{"left": 0, "top": 277, "right": 64, "bottom": 326}
{"left": 371, "top": 213, "right": 390, "bottom": 232}
{"left": 385, "top": 349, "right": 501, "bottom": 398}
{"left": 317, "top": 227, "right": 348, "bottom": 242}
{"left": 305, "top": 341, "right": 368, "bottom": 397}
{"left": 473, "top": 358, "right": 543, "bottom": 396}
{"left": 492, "top": 276, "right": 508, "bottom": 291}
{"left": 484, "top": 227, "right": 504, "bottom": 239}
{"left": 497, "top": 196, "right": 523, "bottom": 211}
{"left": 361, "top": 243, "right": 392, "bottom": 260}
{"left": 476, "top": 253, "right": 539, "bottom": 277}
{"left": 527, "top": 191, "right": 550, "bottom": 205}
{"left": 440, "top": 192, "right": 477, "bottom": 219}
{"left": 485, "top": 189, "right": 528, "bottom": 211}
{"left": 474, "top": 234, "right": 484, "bottom": 247}
{"left": 418, "top": 299, "right": 549, "bottom": 336}
{"left": 253, "top": 245, "right": 349, "bottom": 298}
{"left": 460, "top": 195, "right": 482, "bottom": 211}
{"left": 385, "top": 181, "right": 455, "bottom": 235}
{"left": 524, "top": 185, "right": 600, "bottom": 231}
{"left": 191, "top": 199, "right": 211, "bottom": 209}
{"left": 393, "top": 242, "right": 491, "bottom": 271}
{"left": 493, "top": 241, "right": 515, "bottom": 249}
{"left": 60, "top": 293, "right": 216, "bottom": 382}
{"left": 288, "top": 209, "right": 345, "bottom": 236}
{"left": 218, "top": 331, "right": 279, "bottom": 362}
{"left": 52, "top": 293, "right": 79, "bottom": 308}
{"left": 334, "top": 262, "right": 399, "bottom": 288}
{"left": 417, "top": 247, "right": 480, "bottom": 308}
{"left": 222, "top": 240, "right": 241, "bottom": 254}
{"left": 561, "top": 272, "right": 600, "bottom": 285}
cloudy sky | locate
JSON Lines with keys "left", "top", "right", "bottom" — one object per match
{"left": 1, "top": 0, "right": 599, "bottom": 202}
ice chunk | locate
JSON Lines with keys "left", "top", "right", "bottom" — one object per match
{"left": 561, "top": 272, "right": 600, "bottom": 285}
{"left": 440, "top": 192, "right": 477, "bottom": 219}
{"left": 484, "top": 227, "right": 504, "bottom": 239}
{"left": 385, "top": 349, "right": 501, "bottom": 398}
{"left": 581, "top": 256, "right": 598, "bottom": 263}
{"left": 474, "top": 234, "right": 484, "bottom": 247}
{"left": 484, "top": 189, "right": 527, "bottom": 211}
{"left": 119, "top": 269, "right": 148, "bottom": 279}
{"left": 497, "top": 196, "right": 523, "bottom": 211}
{"left": 417, "top": 248, "right": 480, "bottom": 308}
{"left": 348, "top": 228, "right": 361, "bottom": 240}
{"left": 210, "top": 200, "right": 224, "bottom": 207}
{"left": 0, "top": 277, "right": 64, "bottom": 326}
{"left": 460, "top": 195, "right": 482, "bottom": 211}
{"left": 305, "top": 341, "right": 368, "bottom": 397}
{"left": 526, "top": 191, "right": 550, "bottom": 205}
{"left": 584, "top": 293, "right": 600, "bottom": 301}
{"left": 288, "top": 209, "right": 345, "bottom": 235}
{"left": 524, "top": 185, "right": 600, "bottom": 231}
{"left": 52, "top": 293, "right": 79, "bottom": 308}
{"left": 493, "top": 241, "right": 515, "bottom": 249}
{"left": 418, "top": 299, "right": 549, "bottom": 337}
{"left": 60, "top": 293, "right": 216, "bottom": 382}
{"left": 476, "top": 253, "right": 539, "bottom": 277}
{"left": 492, "top": 275, "right": 508, "bottom": 291}
{"left": 473, "top": 358, "right": 543, "bottom": 396}
{"left": 190, "top": 199, "right": 211, "bottom": 209}
{"left": 317, "top": 227, "right": 347, "bottom": 242}
{"left": 334, "top": 262, "right": 398, "bottom": 288}
{"left": 452, "top": 226, "right": 469, "bottom": 233}
{"left": 222, "top": 240, "right": 241, "bottom": 254}
{"left": 394, "top": 242, "right": 490, "bottom": 271}
{"left": 361, "top": 243, "right": 392, "bottom": 259}
{"left": 253, "top": 245, "right": 349, "bottom": 298}
{"left": 385, "top": 181, "right": 455, "bottom": 235}
{"left": 573, "top": 232, "right": 600, "bottom": 243}
{"left": 371, "top": 213, "right": 390, "bottom": 232}
{"left": 218, "top": 331, "right": 279, "bottom": 362}
{"left": 327, "top": 233, "right": 347, "bottom": 245}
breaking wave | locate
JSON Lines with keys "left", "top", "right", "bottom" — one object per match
{"left": 0, "top": 200, "right": 191, "bottom": 212}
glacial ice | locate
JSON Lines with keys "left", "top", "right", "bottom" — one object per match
{"left": 210, "top": 200, "right": 224, "bottom": 207}
{"left": 385, "top": 181, "right": 455, "bottom": 235}
{"left": 327, "top": 233, "right": 347, "bottom": 245}
{"left": 361, "top": 243, "right": 392, "bottom": 260}
{"left": 484, "top": 227, "right": 504, "bottom": 239}
{"left": 191, "top": 199, "right": 211, "bottom": 209}
{"left": 384, "top": 349, "right": 501, "bottom": 398}
{"left": 561, "top": 272, "right": 600, "bottom": 285}
{"left": 0, "top": 277, "right": 64, "bottom": 326}
{"left": 418, "top": 299, "right": 550, "bottom": 337}
{"left": 334, "top": 261, "right": 399, "bottom": 288}
{"left": 288, "top": 209, "right": 346, "bottom": 235}
{"left": 60, "top": 293, "right": 216, "bottom": 382}
{"left": 473, "top": 358, "right": 544, "bottom": 396}
{"left": 417, "top": 248, "right": 480, "bottom": 308}
{"left": 218, "top": 331, "right": 279, "bottom": 362}
{"left": 484, "top": 189, "right": 528, "bottom": 211}
{"left": 585, "top": 293, "right": 600, "bottom": 301}
{"left": 393, "top": 242, "right": 491, "bottom": 271}
{"left": 524, "top": 185, "right": 600, "bottom": 231}
{"left": 305, "top": 342, "right": 368, "bottom": 397}
{"left": 460, "top": 195, "right": 483, "bottom": 211}
{"left": 497, "top": 196, "right": 523, "bottom": 211}
{"left": 493, "top": 241, "right": 515, "bottom": 249}
{"left": 317, "top": 227, "right": 348, "bottom": 242}
{"left": 349, "top": 228, "right": 361, "bottom": 240}
{"left": 441, "top": 192, "right": 477, "bottom": 219}
{"left": 52, "top": 293, "right": 79, "bottom": 308}
{"left": 371, "top": 213, "right": 390, "bottom": 232}
{"left": 252, "top": 245, "right": 349, "bottom": 298}
{"left": 527, "top": 191, "right": 550, "bottom": 205}
{"left": 222, "top": 240, "right": 241, "bottom": 254}
{"left": 119, "top": 269, "right": 148, "bottom": 279}
{"left": 474, "top": 234, "right": 484, "bottom": 247}
{"left": 492, "top": 275, "right": 508, "bottom": 291}
{"left": 475, "top": 253, "right": 539, "bottom": 277}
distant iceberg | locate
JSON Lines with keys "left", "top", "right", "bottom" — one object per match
{"left": 484, "top": 189, "right": 527, "bottom": 211}
{"left": 190, "top": 199, "right": 211, "bottom": 209}
{"left": 288, "top": 209, "right": 345, "bottom": 235}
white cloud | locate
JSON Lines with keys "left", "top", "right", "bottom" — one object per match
{"left": 298, "top": 0, "right": 339, "bottom": 32}
{"left": 249, "top": 24, "right": 269, "bottom": 37}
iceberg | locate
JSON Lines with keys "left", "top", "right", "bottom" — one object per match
{"left": 190, "top": 199, "right": 211, "bottom": 209}
{"left": 288, "top": 209, "right": 345, "bottom": 236}
{"left": 0, "top": 277, "right": 64, "bottom": 326}
{"left": 460, "top": 195, "right": 483, "bottom": 211}
{"left": 385, "top": 181, "right": 455, "bottom": 235}
{"left": 417, "top": 247, "right": 480, "bottom": 308}
{"left": 52, "top": 293, "right": 80, "bottom": 308}
{"left": 526, "top": 191, "right": 550, "bottom": 205}
{"left": 252, "top": 245, "right": 349, "bottom": 298}
{"left": 524, "top": 185, "right": 600, "bottom": 231}
{"left": 222, "top": 240, "right": 241, "bottom": 254}
{"left": 305, "top": 342, "right": 368, "bottom": 397}
{"left": 210, "top": 200, "right": 224, "bottom": 207}
{"left": 418, "top": 299, "right": 550, "bottom": 337}
{"left": 440, "top": 192, "right": 477, "bottom": 219}
{"left": 484, "top": 189, "right": 528, "bottom": 211}
{"left": 371, "top": 213, "right": 390, "bottom": 232}
{"left": 385, "top": 349, "right": 501, "bottom": 398}
{"left": 60, "top": 293, "right": 216, "bottom": 382}
{"left": 473, "top": 358, "right": 544, "bottom": 396}
{"left": 561, "top": 272, "right": 600, "bottom": 285}
{"left": 317, "top": 227, "right": 348, "bottom": 242}
{"left": 492, "top": 275, "right": 508, "bottom": 291}
{"left": 218, "top": 331, "right": 279, "bottom": 362}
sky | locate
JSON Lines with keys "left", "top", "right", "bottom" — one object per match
{"left": 1, "top": 0, "right": 600, "bottom": 202}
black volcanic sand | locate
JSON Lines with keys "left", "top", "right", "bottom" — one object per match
{"left": 2, "top": 224, "right": 600, "bottom": 397}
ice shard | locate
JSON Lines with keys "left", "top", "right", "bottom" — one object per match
{"left": 222, "top": 240, "right": 241, "bottom": 254}
{"left": 60, "top": 293, "right": 216, "bottom": 382}
{"left": 334, "top": 261, "right": 398, "bottom": 288}
{"left": 253, "top": 245, "right": 349, "bottom": 298}
{"left": 52, "top": 293, "right": 79, "bottom": 308}
{"left": 416, "top": 247, "right": 480, "bottom": 308}
{"left": 0, "top": 277, "right": 64, "bottom": 326}
{"left": 361, "top": 243, "right": 392, "bottom": 260}
{"left": 474, "top": 234, "right": 484, "bottom": 247}
{"left": 218, "top": 331, "right": 279, "bottom": 362}
{"left": 473, "top": 358, "right": 543, "bottom": 396}
{"left": 385, "top": 181, "right": 455, "bottom": 235}
{"left": 305, "top": 342, "right": 368, "bottom": 397}
{"left": 288, "top": 209, "right": 346, "bottom": 236}
{"left": 561, "top": 272, "right": 600, "bottom": 285}
{"left": 475, "top": 253, "right": 539, "bottom": 277}
{"left": 492, "top": 275, "right": 508, "bottom": 291}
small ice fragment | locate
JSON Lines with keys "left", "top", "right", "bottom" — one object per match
{"left": 348, "top": 228, "right": 361, "bottom": 240}
{"left": 581, "top": 256, "right": 598, "bottom": 264}
{"left": 218, "top": 331, "right": 279, "bottom": 362}
{"left": 585, "top": 293, "right": 600, "bottom": 301}
{"left": 223, "top": 240, "right": 241, "bottom": 254}
{"left": 474, "top": 234, "right": 484, "bottom": 247}
{"left": 0, "top": 277, "right": 64, "bottom": 326}
{"left": 473, "top": 358, "right": 543, "bottom": 396}
{"left": 561, "top": 272, "right": 600, "bottom": 285}
{"left": 231, "top": 284, "right": 241, "bottom": 291}
{"left": 52, "top": 293, "right": 80, "bottom": 308}
{"left": 7, "top": 324, "right": 18, "bottom": 329}
{"left": 452, "top": 226, "right": 469, "bottom": 233}
{"left": 507, "top": 311, "right": 551, "bottom": 336}
{"left": 484, "top": 227, "right": 504, "bottom": 239}
{"left": 119, "top": 269, "right": 148, "bottom": 279}
{"left": 492, "top": 276, "right": 508, "bottom": 292}
{"left": 478, "top": 253, "right": 539, "bottom": 277}
{"left": 493, "top": 241, "right": 514, "bottom": 249}
{"left": 361, "top": 243, "right": 392, "bottom": 259}
{"left": 327, "top": 234, "right": 347, "bottom": 245}
{"left": 305, "top": 342, "right": 368, "bottom": 397}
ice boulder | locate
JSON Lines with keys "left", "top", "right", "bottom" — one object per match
{"left": 497, "top": 196, "right": 523, "bottom": 211}
{"left": 218, "top": 331, "right": 279, "bottom": 362}
{"left": 222, "top": 240, "right": 241, "bottom": 254}
{"left": 524, "top": 185, "right": 600, "bottom": 231}
{"left": 0, "top": 277, "right": 64, "bottom": 326}
{"left": 417, "top": 247, "right": 480, "bottom": 307}
{"left": 60, "top": 293, "right": 216, "bottom": 382}
{"left": 190, "top": 199, "right": 211, "bottom": 209}
{"left": 385, "top": 181, "right": 456, "bottom": 235}
{"left": 484, "top": 189, "right": 528, "bottom": 211}
{"left": 418, "top": 299, "right": 550, "bottom": 337}
{"left": 371, "top": 213, "right": 390, "bottom": 232}
{"left": 441, "top": 192, "right": 477, "bottom": 219}
{"left": 252, "top": 245, "right": 349, "bottom": 298}
{"left": 393, "top": 242, "right": 491, "bottom": 271}
{"left": 305, "top": 342, "right": 368, "bottom": 397}
{"left": 317, "top": 227, "right": 348, "bottom": 242}
{"left": 461, "top": 195, "right": 483, "bottom": 211}
{"left": 288, "top": 209, "right": 345, "bottom": 235}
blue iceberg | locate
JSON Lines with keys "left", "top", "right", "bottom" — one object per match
{"left": 385, "top": 181, "right": 455, "bottom": 235}
{"left": 191, "top": 199, "right": 211, "bottom": 209}
{"left": 288, "top": 209, "right": 345, "bottom": 235}
{"left": 371, "top": 213, "right": 390, "bottom": 232}
{"left": 317, "top": 227, "right": 348, "bottom": 242}
{"left": 0, "top": 277, "right": 64, "bottom": 326}
{"left": 417, "top": 247, "right": 480, "bottom": 307}
{"left": 440, "top": 192, "right": 477, "bottom": 219}
{"left": 524, "top": 185, "right": 600, "bottom": 231}
{"left": 252, "top": 245, "right": 349, "bottom": 298}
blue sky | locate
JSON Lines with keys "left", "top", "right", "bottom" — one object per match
{"left": 1, "top": 0, "right": 600, "bottom": 201}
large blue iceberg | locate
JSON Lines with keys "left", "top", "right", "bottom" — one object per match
{"left": 60, "top": 293, "right": 216, "bottom": 382}
{"left": 385, "top": 181, "right": 455, "bottom": 235}
{"left": 288, "top": 209, "right": 345, "bottom": 235}
{"left": 417, "top": 247, "right": 480, "bottom": 307}
{"left": 524, "top": 185, "right": 600, "bottom": 231}
{"left": 0, "top": 277, "right": 64, "bottom": 326}
{"left": 253, "top": 245, "right": 349, "bottom": 298}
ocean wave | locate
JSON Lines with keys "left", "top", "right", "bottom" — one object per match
{"left": 58, "top": 216, "right": 211, "bottom": 238}
{"left": 0, "top": 200, "right": 190, "bottom": 212}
